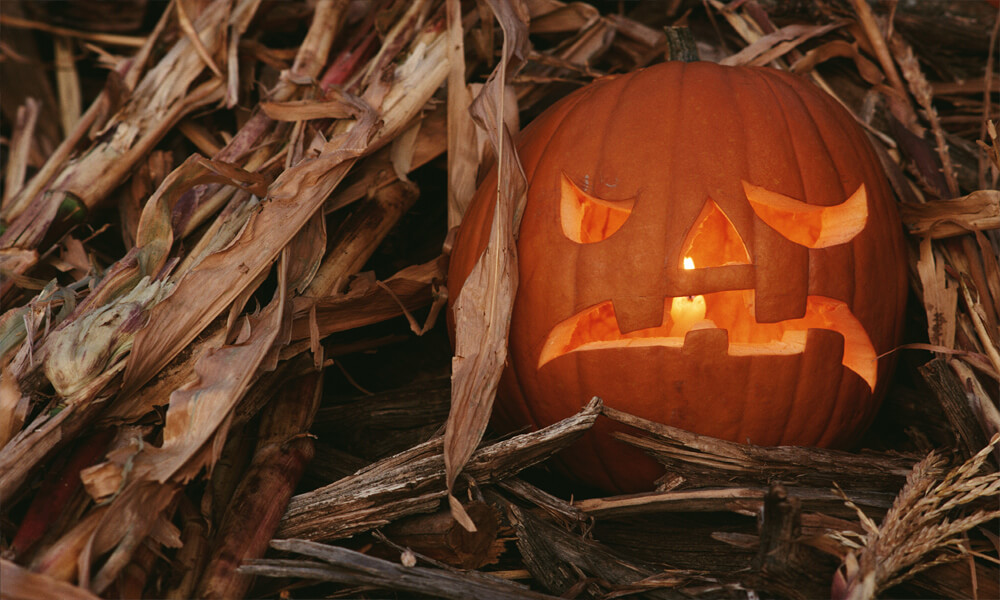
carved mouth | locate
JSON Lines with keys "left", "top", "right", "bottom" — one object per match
{"left": 537, "top": 291, "right": 877, "bottom": 390}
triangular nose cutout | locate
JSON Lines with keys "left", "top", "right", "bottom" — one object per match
{"left": 680, "top": 199, "right": 751, "bottom": 268}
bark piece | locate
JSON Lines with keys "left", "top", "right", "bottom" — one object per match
{"left": 278, "top": 397, "right": 601, "bottom": 541}
{"left": 746, "top": 485, "right": 835, "bottom": 600}
{"left": 382, "top": 501, "right": 502, "bottom": 569}
{"left": 507, "top": 500, "right": 688, "bottom": 600}
{"left": 241, "top": 539, "right": 556, "bottom": 600}
{"left": 919, "top": 358, "right": 990, "bottom": 461}
{"left": 604, "top": 406, "right": 917, "bottom": 492}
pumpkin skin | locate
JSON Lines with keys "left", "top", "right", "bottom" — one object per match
{"left": 448, "top": 62, "right": 907, "bottom": 493}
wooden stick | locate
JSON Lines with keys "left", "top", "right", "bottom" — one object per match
{"left": 197, "top": 372, "right": 322, "bottom": 599}
{"left": 243, "top": 539, "right": 556, "bottom": 600}
{"left": 277, "top": 398, "right": 602, "bottom": 541}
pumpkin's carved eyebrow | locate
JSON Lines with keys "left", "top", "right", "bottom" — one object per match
{"left": 743, "top": 181, "right": 868, "bottom": 248}
{"left": 560, "top": 173, "right": 635, "bottom": 244}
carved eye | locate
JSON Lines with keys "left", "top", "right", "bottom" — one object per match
{"left": 560, "top": 173, "right": 634, "bottom": 243}
{"left": 680, "top": 199, "right": 751, "bottom": 268}
{"left": 743, "top": 181, "right": 868, "bottom": 248}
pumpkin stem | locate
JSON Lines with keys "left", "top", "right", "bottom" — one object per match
{"left": 664, "top": 26, "right": 699, "bottom": 62}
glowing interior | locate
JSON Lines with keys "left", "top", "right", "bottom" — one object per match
{"left": 680, "top": 200, "right": 751, "bottom": 267}
{"left": 537, "top": 290, "right": 877, "bottom": 390}
{"left": 544, "top": 180, "right": 876, "bottom": 387}
{"left": 743, "top": 181, "right": 868, "bottom": 248}
{"left": 560, "top": 173, "right": 634, "bottom": 243}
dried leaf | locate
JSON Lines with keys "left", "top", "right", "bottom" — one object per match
{"left": 889, "top": 32, "right": 960, "bottom": 197}
{"left": 122, "top": 22, "right": 450, "bottom": 396}
{"left": 224, "top": 0, "right": 264, "bottom": 108}
{"left": 446, "top": 0, "right": 530, "bottom": 531}
{"left": 0, "top": 365, "right": 27, "bottom": 449}
{"left": 390, "top": 117, "right": 422, "bottom": 183}
{"left": 48, "top": 238, "right": 89, "bottom": 280}
{"left": 286, "top": 212, "right": 327, "bottom": 294}
{"left": 2, "top": 98, "right": 39, "bottom": 209}
{"left": 790, "top": 40, "right": 884, "bottom": 85}
{"left": 1, "top": 280, "right": 75, "bottom": 375}
{"left": 720, "top": 22, "right": 844, "bottom": 67}
{"left": 53, "top": 35, "right": 81, "bottom": 136}
{"left": 846, "top": 0, "right": 911, "bottom": 113}
{"left": 1, "top": 558, "right": 102, "bottom": 600}
{"left": 446, "top": 0, "right": 480, "bottom": 228}
{"left": 0, "top": 0, "right": 242, "bottom": 254}
{"left": 959, "top": 278, "right": 1000, "bottom": 377}
{"left": 44, "top": 276, "right": 169, "bottom": 398}
{"left": 77, "top": 428, "right": 143, "bottom": 504}
{"left": 916, "top": 237, "right": 957, "bottom": 349}
{"left": 0, "top": 360, "right": 123, "bottom": 508}
{"left": 1, "top": 3, "right": 996, "bottom": 598}
{"left": 975, "top": 229, "right": 1000, "bottom": 318}
{"left": 0, "top": 249, "right": 39, "bottom": 299}
{"left": 527, "top": 0, "right": 599, "bottom": 34}
{"left": 73, "top": 267, "right": 286, "bottom": 593}
{"left": 259, "top": 99, "right": 358, "bottom": 121}
{"left": 175, "top": 0, "right": 224, "bottom": 79}
{"left": 305, "top": 179, "right": 419, "bottom": 298}
{"left": 154, "top": 292, "right": 283, "bottom": 484}
{"left": 121, "top": 139, "right": 366, "bottom": 395}
{"left": 899, "top": 190, "right": 1000, "bottom": 238}
{"left": 287, "top": 257, "right": 444, "bottom": 347}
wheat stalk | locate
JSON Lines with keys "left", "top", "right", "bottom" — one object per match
{"left": 832, "top": 434, "right": 1000, "bottom": 600}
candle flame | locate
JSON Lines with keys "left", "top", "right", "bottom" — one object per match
{"left": 670, "top": 257, "right": 706, "bottom": 336}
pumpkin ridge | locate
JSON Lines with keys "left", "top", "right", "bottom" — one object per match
{"left": 567, "top": 72, "right": 635, "bottom": 344}
{"left": 777, "top": 71, "right": 902, "bottom": 418}
{"left": 510, "top": 351, "right": 547, "bottom": 447}
{"left": 599, "top": 67, "right": 644, "bottom": 188}
{"left": 670, "top": 62, "right": 685, "bottom": 283}
{"left": 779, "top": 340, "right": 810, "bottom": 446}
{"left": 757, "top": 72, "right": 864, "bottom": 387}
{"left": 751, "top": 70, "right": 811, "bottom": 205}
{"left": 769, "top": 71, "right": 862, "bottom": 315}
{"left": 793, "top": 81, "right": 902, "bottom": 350}
{"left": 816, "top": 330, "right": 850, "bottom": 447}
{"left": 728, "top": 68, "right": 771, "bottom": 445}
{"left": 763, "top": 69, "right": 848, "bottom": 205}
{"left": 718, "top": 68, "right": 755, "bottom": 445}
{"left": 521, "top": 79, "right": 604, "bottom": 188}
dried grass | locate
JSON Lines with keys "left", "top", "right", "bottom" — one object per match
{"left": 831, "top": 434, "right": 1000, "bottom": 600}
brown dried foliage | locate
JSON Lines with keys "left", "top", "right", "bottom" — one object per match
{"left": 0, "top": 1, "right": 997, "bottom": 599}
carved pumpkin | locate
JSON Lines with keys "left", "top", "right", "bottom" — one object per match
{"left": 448, "top": 62, "right": 907, "bottom": 492}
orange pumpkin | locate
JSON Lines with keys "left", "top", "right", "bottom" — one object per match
{"left": 448, "top": 62, "right": 907, "bottom": 493}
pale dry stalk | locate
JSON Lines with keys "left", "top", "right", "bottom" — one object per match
{"left": 0, "top": 0, "right": 248, "bottom": 255}
{"left": 196, "top": 372, "right": 322, "bottom": 599}
{"left": 446, "top": 0, "right": 529, "bottom": 532}
{"left": 888, "top": 33, "right": 960, "bottom": 197}
{"left": 5, "top": 9, "right": 454, "bottom": 594}
{"left": 120, "top": 12, "right": 451, "bottom": 398}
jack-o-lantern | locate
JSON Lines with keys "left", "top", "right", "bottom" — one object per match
{"left": 448, "top": 62, "right": 907, "bottom": 493}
